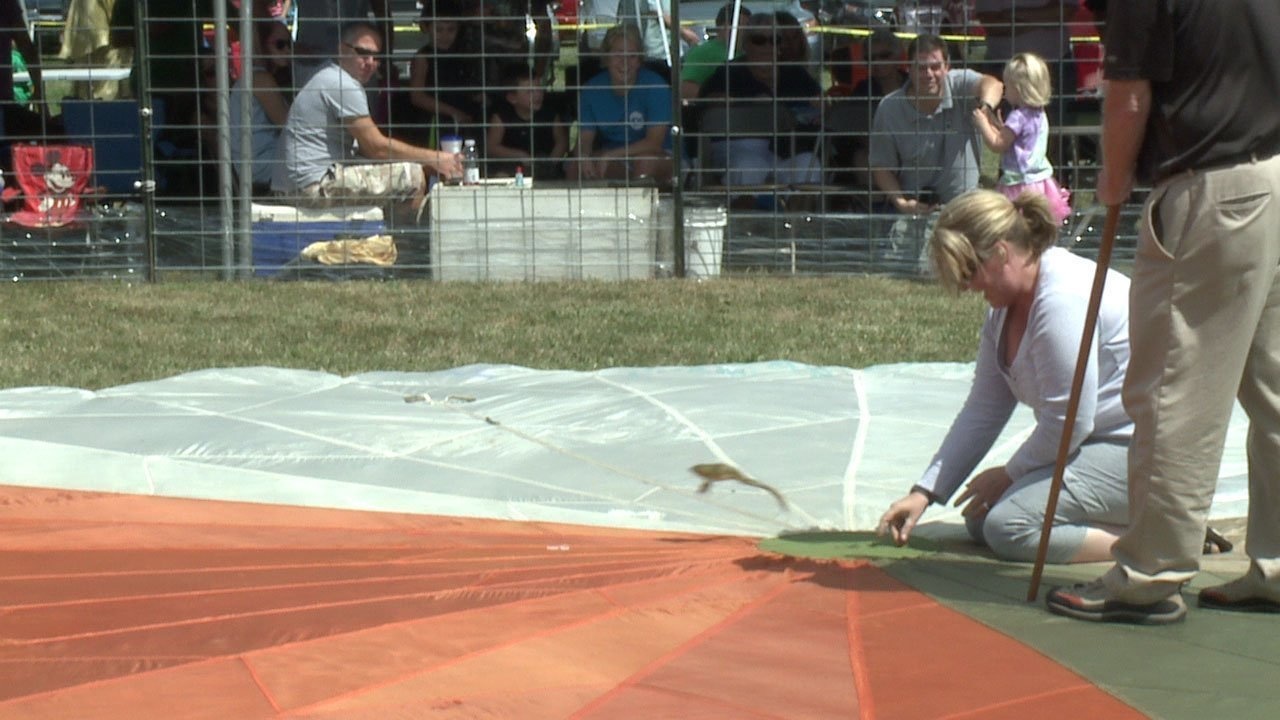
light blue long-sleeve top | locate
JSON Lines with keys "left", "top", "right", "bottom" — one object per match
{"left": 917, "top": 246, "right": 1133, "bottom": 502}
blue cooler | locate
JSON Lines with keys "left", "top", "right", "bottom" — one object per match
{"left": 250, "top": 203, "right": 385, "bottom": 277}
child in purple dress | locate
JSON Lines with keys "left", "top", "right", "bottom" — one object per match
{"left": 973, "top": 52, "right": 1072, "bottom": 223}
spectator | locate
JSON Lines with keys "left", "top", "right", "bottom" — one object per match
{"left": 870, "top": 34, "right": 1003, "bottom": 214}
{"left": 575, "top": 0, "right": 619, "bottom": 84}
{"left": 575, "top": 0, "right": 624, "bottom": 86}
{"left": 59, "top": 0, "right": 132, "bottom": 100}
{"left": 698, "top": 13, "right": 824, "bottom": 192}
{"left": 878, "top": 189, "right": 1132, "bottom": 564}
{"left": 771, "top": 10, "right": 808, "bottom": 67}
{"left": 118, "top": 1, "right": 216, "bottom": 116}
{"left": 272, "top": 22, "right": 462, "bottom": 217}
{"left": 850, "top": 28, "right": 907, "bottom": 99}
{"left": 9, "top": 41, "right": 29, "bottom": 103}
{"left": 0, "top": 0, "right": 36, "bottom": 105}
{"left": 1046, "top": 0, "right": 1280, "bottom": 625}
{"left": 255, "top": 0, "right": 294, "bottom": 22}
{"left": 974, "top": 1, "right": 1071, "bottom": 72}
{"left": 403, "top": 0, "right": 485, "bottom": 146}
{"left": 293, "top": 0, "right": 389, "bottom": 83}
{"left": 628, "top": 0, "right": 700, "bottom": 82}
{"left": 1, "top": 0, "right": 61, "bottom": 174}
{"left": 565, "top": 23, "right": 674, "bottom": 186}
{"left": 822, "top": 29, "right": 904, "bottom": 204}
{"left": 972, "top": 52, "right": 1072, "bottom": 223}
{"left": 678, "top": 2, "right": 750, "bottom": 102}
{"left": 974, "top": 1, "right": 1076, "bottom": 127}
{"left": 579, "top": 0, "right": 697, "bottom": 87}
{"left": 486, "top": 63, "right": 569, "bottom": 181}
{"left": 230, "top": 20, "right": 295, "bottom": 196}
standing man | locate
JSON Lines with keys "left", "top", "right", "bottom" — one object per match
{"left": 273, "top": 22, "right": 462, "bottom": 215}
{"left": 1046, "top": 0, "right": 1280, "bottom": 624}
{"left": 870, "top": 34, "right": 1003, "bottom": 214}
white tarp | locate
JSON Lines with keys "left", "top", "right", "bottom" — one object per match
{"left": 0, "top": 362, "right": 1249, "bottom": 537}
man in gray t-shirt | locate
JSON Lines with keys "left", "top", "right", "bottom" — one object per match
{"left": 273, "top": 22, "right": 461, "bottom": 210}
{"left": 870, "top": 35, "right": 1003, "bottom": 213}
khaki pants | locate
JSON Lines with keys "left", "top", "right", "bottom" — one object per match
{"left": 1109, "top": 152, "right": 1280, "bottom": 600}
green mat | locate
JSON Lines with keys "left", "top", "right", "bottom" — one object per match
{"left": 760, "top": 530, "right": 942, "bottom": 560}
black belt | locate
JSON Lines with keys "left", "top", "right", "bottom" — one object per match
{"left": 1157, "top": 145, "right": 1280, "bottom": 183}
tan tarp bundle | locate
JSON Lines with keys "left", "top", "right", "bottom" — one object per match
{"left": 300, "top": 234, "right": 397, "bottom": 266}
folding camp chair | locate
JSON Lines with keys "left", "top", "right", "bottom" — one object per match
{"left": 1, "top": 143, "right": 100, "bottom": 278}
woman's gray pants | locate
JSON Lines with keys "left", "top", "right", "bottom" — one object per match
{"left": 964, "top": 438, "right": 1129, "bottom": 563}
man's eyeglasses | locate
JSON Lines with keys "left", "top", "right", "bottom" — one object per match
{"left": 747, "top": 34, "right": 774, "bottom": 46}
{"left": 343, "top": 42, "right": 380, "bottom": 59}
{"left": 270, "top": 39, "right": 290, "bottom": 51}
{"left": 872, "top": 51, "right": 896, "bottom": 61}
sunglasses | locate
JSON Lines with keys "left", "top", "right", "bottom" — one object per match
{"left": 270, "top": 38, "right": 290, "bottom": 50}
{"left": 872, "top": 51, "right": 896, "bottom": 61}
{"left": 747, "top": 34, "right": 775, "bottom": 45}
{"left": 343, "top": 42, "right": 380, "bottom": 59}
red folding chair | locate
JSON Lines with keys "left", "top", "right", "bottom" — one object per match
{"left": 1, "top": 144, "right": 99, "bottom": 278}
{"left": 4, "top": 144, "right": 95, "bottom": 227}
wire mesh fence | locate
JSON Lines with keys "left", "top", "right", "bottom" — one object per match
{"left": 0, "top": 0, "right": 1139, "bottom": 282}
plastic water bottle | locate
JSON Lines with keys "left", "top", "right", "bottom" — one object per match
{"left": 514, "top": 165, "right": 525, "bottom": 187}
{"left": 462, "top": 139, "right": 480, "bottom": 185}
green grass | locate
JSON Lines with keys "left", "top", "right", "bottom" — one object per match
{"left": 0, "top": 277, "right": 985, "bottom": 390}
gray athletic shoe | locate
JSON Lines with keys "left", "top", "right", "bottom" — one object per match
{"left": 1046, "top": 578, "right": 1188, "bottom": 625}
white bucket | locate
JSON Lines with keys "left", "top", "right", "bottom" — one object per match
{"left": 685, "top": 205, "right": 727, "bottom": 278}
{"left": 656, "top": 200, "right": 727, "bottom": 278}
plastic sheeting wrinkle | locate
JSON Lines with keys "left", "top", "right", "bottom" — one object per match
{"left": 842, "top": 370, "right": 870, "bottom": 530}
{"left": 421, "top": 388, "right": 807, "bottom": 531}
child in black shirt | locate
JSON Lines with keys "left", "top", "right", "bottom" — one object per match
{"left": 485, "top": 64, "right": 569, "bottom": 180}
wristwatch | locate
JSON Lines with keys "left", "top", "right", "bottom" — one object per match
{"left": 910, "top": 484, "right": 939, "bottom": 505}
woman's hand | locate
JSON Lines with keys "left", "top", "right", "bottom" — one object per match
{"left": 953, "top": 466, "right": 1013, "bottom": 519}
{"left": 876, "top": 490, "right": 931, "bottom": 546}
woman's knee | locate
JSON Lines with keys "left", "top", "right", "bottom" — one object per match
{"left": 982, "top": 503, "right": 1089, "bottom": 563}
{"left": 964, "top": 511, "right": 986, "bottom": 545}
{"left": 982, "top": 503, "right": 1044, "bottom": 562}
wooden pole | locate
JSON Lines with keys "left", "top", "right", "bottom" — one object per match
{"left": 1026, "top": 204, "right": 1122, "bottom": 602}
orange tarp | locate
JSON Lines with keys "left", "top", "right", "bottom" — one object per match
{"left": 0, "top": 484, "right": 1142, "bottom": 718}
